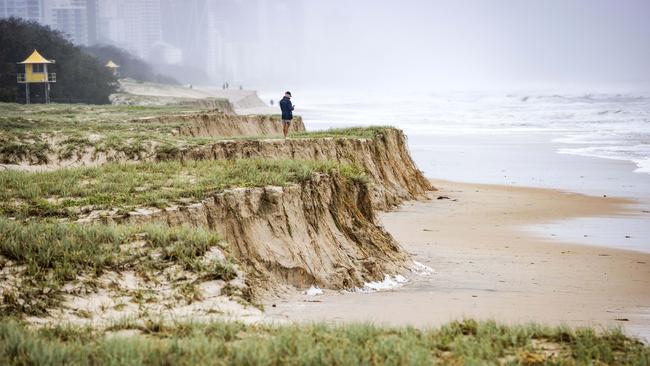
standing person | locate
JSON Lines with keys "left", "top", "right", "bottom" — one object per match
{"left": 279, "top": 91, "right": 294, "bottom": 138}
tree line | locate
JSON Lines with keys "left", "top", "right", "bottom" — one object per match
{"left": 0, "top": 18, "right": 177, "bottom": 105}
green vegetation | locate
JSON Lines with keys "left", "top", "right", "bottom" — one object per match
{"left": 0, "top": 103, "right": 397, "bottom": 165}
{"left": 0, "top": 159, "right": 366, "bottom": 219}
{"left": 291, "top": 126, "right": 395, "bottom": 139}
{"left": 0, "top": 319, "right": 646, "bottom": 365}
{"left": 0, "top": 219, "right": 234, "bottom": 316}
{"left": 0, "top": 18, "right": 116, "bottom": 104}
{"left": 0, "top": 103, "right": 205, "bottom": 164}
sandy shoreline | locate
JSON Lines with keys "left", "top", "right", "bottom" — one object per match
{"left": 267, "top": 179, "right": 650, "bottom": 340}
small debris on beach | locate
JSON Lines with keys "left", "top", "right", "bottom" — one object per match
{"left": 615, "top": 318, "right": 630, "bottom": 322}
{"left": 437, "top": 196, "right": 451, "bottom": 200}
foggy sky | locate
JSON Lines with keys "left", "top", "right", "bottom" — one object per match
{"left": 296, "top": 0, "right": 650, "bottom": 90}
{"left": 150, "top": 0, "right": 650, "bottom": 90}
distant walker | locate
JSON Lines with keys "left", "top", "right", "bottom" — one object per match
{"left": 279, "top": 91, "right": 294, "bottom": 138}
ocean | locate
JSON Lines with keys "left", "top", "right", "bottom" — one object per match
{"left": 290, "top": 90, "right": 650, "bottom": 175}
{"left": 263, "top": 89, "right": 650, "bottom": 252}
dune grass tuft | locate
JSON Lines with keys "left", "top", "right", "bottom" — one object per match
{"left": 0, "top": 219, "right": 231, "bottom": 316}
{"left": 0, "top": 318, "right": 647, "bottom": 365}
{"left": 0, "top": 159, "right": 366, "bottom": 219}
{"left": 290, "top": 126, "right": 395, "bottom": 139}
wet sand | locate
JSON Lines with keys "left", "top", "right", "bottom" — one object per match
{"left": 266, "top": 179, "right": 650, "bottom": 340}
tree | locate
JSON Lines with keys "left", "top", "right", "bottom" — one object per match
{"left": 83, "top": 45, "right": 179, "bottom": 85}
{"left": 0, "top": 17, "right": 116, "bottom": 104}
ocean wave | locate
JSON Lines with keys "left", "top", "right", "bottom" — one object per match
{"left": 558, "top": 145, "right": 650, "bottom": 175}
{"left": 298, "top": 90, "right": 650, "bottom": 176}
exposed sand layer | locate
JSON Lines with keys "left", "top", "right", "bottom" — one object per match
{"left": 267, "top": 179, "right": 650, "bottom": 339}
{"left": 165, "top": 113, "right": 305, "bottom": 138}
{"left": 119, "top": 174, "right": 410, "bottom": 296}
{"left": 177, "top": 129, "right": 433, "bottom": 211}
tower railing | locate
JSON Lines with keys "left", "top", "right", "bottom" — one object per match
{"left": 17, "top": 74, "right": 26, "bottom": 83}
{"left": 48, "top": 73, "right": 56, "bottom": 82}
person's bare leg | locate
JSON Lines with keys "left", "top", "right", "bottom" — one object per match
{"left": 283, "top": 122, "right": 289, "bottom": 138}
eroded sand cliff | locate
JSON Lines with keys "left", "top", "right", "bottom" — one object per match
{"left": 0, "top": 101, "right": 432, "bottom": 325}
{"left": 121, "top": 173, "right": 409, "bottom": 294}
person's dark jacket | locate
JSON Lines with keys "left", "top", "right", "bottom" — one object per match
{"left": 279, "top": 96, "right": 294, "bottom": 120}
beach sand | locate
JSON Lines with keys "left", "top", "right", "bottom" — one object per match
{"left": 266, "top": 179, "right": 650, "bottom": 340}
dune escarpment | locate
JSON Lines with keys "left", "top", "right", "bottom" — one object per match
{"left": 169, "top": 113, "right": 306, "bottom": 138}
{"left": 119, "top": 173, "right": 408, "bottom": 293}
{"left": 166, "top": 128, "right": 432, "bottom": 210}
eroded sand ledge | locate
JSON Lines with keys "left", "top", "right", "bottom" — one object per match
{"left": 267, "top": 179, "right": 650, "bottom": 339}
{"left": 122, "top": 173, "right": 410, "bottom": 294}
{"left": 169, "top": 128, "right": 433, "bottom": 210}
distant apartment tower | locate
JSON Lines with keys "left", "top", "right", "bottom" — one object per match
{"left": 97, "top": 0, "right": 162, "bottom": 59}
{"left": 1, "top": 0, "right": 97, "bottom": 45}
{"left": 0, "top": 0, "right": 44, "bottom": 22}
{"left": 160, "top": 0, "right": 208, "bottom": 67}
{"left": 40, "top": 0, "right": 97, "bottom": 45}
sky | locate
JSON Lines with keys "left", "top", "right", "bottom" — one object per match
{"left": 293, "top": 0, "right": 650, "bottom": 91}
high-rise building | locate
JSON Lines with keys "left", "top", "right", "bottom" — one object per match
{"left": 85, "top": 0, "right": 97, "bottom": 44}
{"left": 1, "top": 0, "right": 96, "bottom": 46}
{"left": 44, "top": 0, "right": 87, "bottom": 44}
{"left": 97, "top": 0, "right": 162, "bottom": 59}
{"left": 0, "top": 0, "right": 44, "bottom": 23}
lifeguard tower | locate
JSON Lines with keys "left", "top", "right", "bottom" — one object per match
{"left": 105, "top": 60, "right": 120, "bottom": 76}
{"left": 17, "top": 50, "right": 56, "bottom": 104}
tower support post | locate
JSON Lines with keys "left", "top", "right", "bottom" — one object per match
{"left": 45, "top": 83, "right": 50, "bottom": 104}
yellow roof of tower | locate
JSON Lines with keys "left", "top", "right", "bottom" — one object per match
{"left": 19, "top": 50, "right": 54, "bottom": 64}
{"left": 106, "top": 60, "right": 120, "bottom": 68}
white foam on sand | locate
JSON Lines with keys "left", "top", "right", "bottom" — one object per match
{"left": 634, "top": 158, "right": 650, "bottom": 174}
{"left": 305, "top": 286, "right": 324, "bottom": 296}
{"left": 357, "top": 274, "right": 408, "bottom": 293}
{"left": 352, "top": 263, "right": 434, "bottom": 293}
{"left": 411, "top": 261, "right": 434, "bottom": 275}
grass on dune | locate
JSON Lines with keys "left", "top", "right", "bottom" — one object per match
{"left": 290, "top": 126, "right": 395, "bottom": 139}
{"left": 0, "top": 102, "right": 218, "bottom": 164}
{"left": 0, "top": 318, "right": 647, "bottom": 365}
{"left": 0, "top": 101, "right": 397, "bottom": 164}
{"left": 0, "top": 219, "right": 234, "bottom": 316}
{"left": 0, "top": 159, "right": 366, "bottom": 219}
